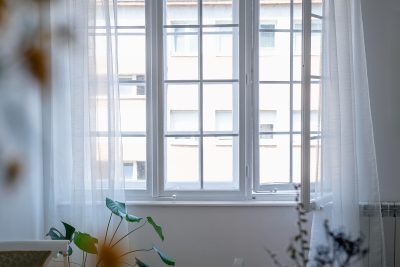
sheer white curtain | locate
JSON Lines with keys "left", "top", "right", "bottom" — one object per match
{"left": 46, "top": 0, "right": 126, "bottom": 253}
{"left": 310, "top": 0, "right": 385, "bottom": 266}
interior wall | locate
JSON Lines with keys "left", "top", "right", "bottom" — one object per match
{"left": 362, "top": 0, "right": 400, "bottom": 201}
{"left": 127, "top": 205, "right": 309, "bottom": 267}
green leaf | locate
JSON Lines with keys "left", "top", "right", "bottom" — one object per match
{"left": 46, "top": 227, "right": 65, "bottom": 240}
{"left": 153, "top": 246, "right": 175, "bottom": 266}
{"left": 136, "top": 258, "right": 149, "bottom": 267}
{"left": 73, "top": 232, "right": 98, "bottom": 254}
{"left": 67, "top": 246, "right": 73, "bottom": 256}
{"left": 106, "top": 197, "right": 126, "bottom": 217}
{"left": 125, "top": 214, "right": 142, "bottom": 223}
{"left": 147, "top": 216, "right": 164, "bottom": 241}
{"left": 62, "top": 221, "right": 76, "bottom": 241}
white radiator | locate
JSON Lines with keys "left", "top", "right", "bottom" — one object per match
{"left": 362, "top": 202, "right": 400, "bottom": 267}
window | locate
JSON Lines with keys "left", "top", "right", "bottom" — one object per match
{"left": 171, "top": 21, "right": 198, "bottom": 54}
{"left": 99, "top": 0, "right": 321, "bottom": 202}
{"left": 260, "top": 23, "right": 276, "bottom": 49}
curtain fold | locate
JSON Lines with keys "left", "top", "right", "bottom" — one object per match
{"left": 46, "top": 0, "right": 126, "bottom": 259}
{"left": 310, "top": 0, "right": 385, "bottom": 266}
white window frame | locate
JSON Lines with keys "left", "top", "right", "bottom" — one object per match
{"left": 122, "top": 0, "right": 315, "bottom": 205}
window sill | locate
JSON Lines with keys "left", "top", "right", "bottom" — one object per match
{"left": 125, "top": 200, "right": 296, "bottom": 207}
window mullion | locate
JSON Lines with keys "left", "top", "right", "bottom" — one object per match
{"left": 152, "top": 0, "right": 164, "bottom": 198}
{"left": 301, "top": 0, "right": 312, "bottom": 210}
{"left": 198, "top": 0, "right": 204, "bottom": 190}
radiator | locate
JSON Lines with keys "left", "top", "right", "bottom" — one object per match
{"left": 362, "top": 202, "right": 400, "bottom": 267}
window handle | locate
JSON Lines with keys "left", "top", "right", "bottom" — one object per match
{"left": 156, "top": 194, "right": 177, "bottom": 200}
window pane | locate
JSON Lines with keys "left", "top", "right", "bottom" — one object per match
{"left": 259, "top": 84, "right": 290, "bottom": 132}
{"left": 293, "top": 83, "right": 321, "bottom": 132}
{"left": 202, "top": 0, "right": 239, "bottom": 25}
{"left": 166, "top": 84, "right": 199, "bottom": 132}
{"left": 203, "top": 27, "right": 239, "bottom": 80}
{"left": 123, "top": 137, "right": 147, "bottom": 189}
{"left": 259, "top": 135, "right": 290, "bottom": 184}
{"left": 260, "top": 0, "right": 291, "bottom": 29}
{"left": 311, "top": 19, "right": 322, "bottom": 76}
{"left": 259, "top": 32, "right": 291, "bottom": 81}
{"left": 117, "top": 0, "right": 145, "bottom": 27}
{"left": 165, "top": 137, "right": 200, "bottom": 190}
{"left": 118, "top": 29, "right": 146, "bottom": 77}
{"left": 293, "top": 22, "right": 302, "bottom": 81}
{"left": 120, "top": 96, "right": 146, "bottom": 132}
{"left": 203, "top": 137, "right": 239, "bottom": 190}
{"left": 165, "top": 28, "right": 199, "bottom": 80}
{"left": 292, "top": 135, "right": 321, "bottom": 185}
{"left": 312, "top": 0, "right": 323, "bottom": 16}
{"left": 203, "top": 83, "right": 238, "bottom": 132}
{"left": 165, "top": 0, "right": 198, "bottom": 25}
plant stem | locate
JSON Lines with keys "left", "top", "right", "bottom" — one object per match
{"left": 103, "top": 212, "right": 113, "bottom": 245}
{"left": 118, "top": 248, "right": 154, "bottom": 258}
{"left": 84, "top": 252, "right": 87, "bottom": 267}
{"left": 111, "top": 221, "right": 147, "bottom": 248}
{"left": 109, "top": 217, "right": 123, "bottom": 246}
{"left": 82, "top": 251, "right": 84, "bottom": 267}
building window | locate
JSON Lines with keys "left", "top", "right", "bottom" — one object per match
{"left": 260, "top": 24, "right": 276, "bottom": 48}
{"left": 99, "top": 0, "right": 321, "bottom": 202}
{"left": 170, "top": 21, "right": 198, "bottom": 55}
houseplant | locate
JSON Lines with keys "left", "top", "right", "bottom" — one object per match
{"left": 47, "top": 197, "right": 175, "bottom": 267}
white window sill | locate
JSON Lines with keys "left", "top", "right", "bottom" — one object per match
{"left": 125, "top": 200, "right": 296, "bottom": 207}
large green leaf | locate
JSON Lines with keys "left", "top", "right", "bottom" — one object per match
{"left": 106, "top": 197, "right": 143, "bottom": 223}
{"left": 106, "top": 197, "right": 126, "bottom": 217}
{"left": 126, "top": 214, "right": 142, "bottom": 223}
{"left": 147, "top": 217, "right": 164, "bottom": 241}
{"left": 73, "top": 232, "right": 98, "bottom": 254}
{"left": 135, "top": 258, "right": 149, "bottom": 267}
{"left": 46, "top": 227, "right": 65, "bottom": 240}
{"left": 153, "top": 246, "right": 175, "bottom": 266}
{"left": 61, "top": 221, "right": 76, "bottom": 241}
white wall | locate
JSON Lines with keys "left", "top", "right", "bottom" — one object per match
{"left": 362, "top": 0, "right": 400, "bottom": 201}
{"left": 127, "top": 205, "right": 309, "bottom": 267}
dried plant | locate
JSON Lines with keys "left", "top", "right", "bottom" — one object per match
{"left": 266, "top": 185, "right": 368, "bottom": 267}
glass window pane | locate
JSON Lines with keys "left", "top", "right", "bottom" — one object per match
{"left": 203, "top": 83, "right": 238, "bottom": 132}
{"left": 312, "top": 0, "right": 323, "bottom": 16}
{"left": 165, "top": 137, "right": 200, "bottom": 189}
{"left": 117, "top": 0, "right": 145, "bottom": 26}
{"left": 311, "top": 19, "right": 322, "bottom": 76}
{"left": 293, "top": 83, "right": 321, "bottom": 132}
{"left": 123, "top": 137, "right": 147, "bottom": 189}
{"left": 202, "top": 0, "right": 239, "bottom": 25}
{"left": 259, "top": 32, "right": 291, "bottom": 81}
{"left": 203, "top": 137, "right": 239, "bottom": 190}
{"left": 165, "top": 0, "right": 198, "bottom": 25}
{"left": 293, "top": 22, "right": 302, "bottom": 81}
{"left": 259, "top": 135, "right": 290, "bottom": 184}
{"left": 292, "top": 135, "right": 321, "bottom": 185}
{"left": 166, "top": 84, "right": 199, "bottom": 132}
{"left": 120, "top": 97, "right": 146, "bottom": 132}
{"left": 203, "top": 27, "right": 239, "bottom": 80}
{"left": 118, "top": 29, "right": 146, "bottom": 77}
{"left": 259, "top": 84, "right": 290, "bottom": 132}
{"left": 165, "top": 28, "right": 199, "bottom": 80}
{"left": 260, "top": 0, "right": 291, "bottom": 29}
